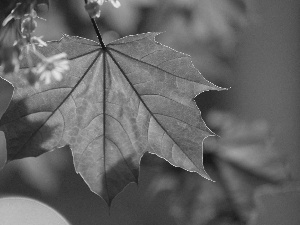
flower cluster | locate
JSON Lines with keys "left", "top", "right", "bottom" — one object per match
{"left": 0, "top": 0, "right": 69, "bottom": 87}
{"left": 85, "top": 0, "right": 121, "bottom": 18}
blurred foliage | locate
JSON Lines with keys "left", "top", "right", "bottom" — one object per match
{"left": 147, "top": 111, "right": 289, "bottom": 225}
{"left": 249, "top": 182, "right": 300, "bottom": 225}
{"left": 34, "top": 0, "right": 255, "bottom": 82}
{"left": 1, "top": 1, "right": 295, "bottom": 225}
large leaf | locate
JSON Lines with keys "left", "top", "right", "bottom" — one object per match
{"left": 0, "top": 33, "right": 220, "bottom": 204}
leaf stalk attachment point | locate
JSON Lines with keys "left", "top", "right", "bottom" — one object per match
{"left": 84, "top": 0, "right": 106, "bottom": 50}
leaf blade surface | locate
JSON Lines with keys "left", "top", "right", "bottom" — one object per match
{"left": 0, "top": 33, "right": 220, "bottom": 204}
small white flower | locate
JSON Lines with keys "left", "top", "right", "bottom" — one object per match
{"left": 21, "top": 17, "right": 37, "bottom": 35}
{"left": 85, "top": 0, "right": 121, "bottom": 18}
{"left": 107, "top": 0, "right": 121, "bottom": 8}
{"left": 36, "top": 53, "right": 69, "bottom": 85}
{"left": 88, "top": 0, "right": 121, "bottom": 7}
{"left": 85, "top": 1, "right": 102, "bottom": 18}
{"left": 31, "top": 36, "right": 47, "bottom": 46}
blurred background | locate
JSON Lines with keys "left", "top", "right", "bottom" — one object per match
{"left": 0, "top": 0, "right": 300, "bottom": 224}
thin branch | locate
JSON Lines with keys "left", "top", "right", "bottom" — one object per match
{"left": 91, "top": 18, "right": 106, "bottom": 50}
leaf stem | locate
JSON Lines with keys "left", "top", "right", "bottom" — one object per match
{"left": 84, "top": 0, "right": 106, "bottom": 50}
{"left": 91, "top": 18, "right": 106, "bottom": 50}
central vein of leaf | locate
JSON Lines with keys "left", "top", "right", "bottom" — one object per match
{"left": 102, "top": 51, "right": 110, "bottom": 203}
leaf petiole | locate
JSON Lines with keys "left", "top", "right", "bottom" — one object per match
{"left": 84, "top": 0, "right": 106, "bottom": 50}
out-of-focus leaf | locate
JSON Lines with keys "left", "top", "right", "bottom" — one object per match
{"left": 170, "top": 0, "right": 250, "bottom": 50}
{"left": 142, "top": 0, "right": 253, "bottom": 81}
{"left": 0, "top": 78, "right": 13, "bottom": 169}
{"left": 0, "top": 33, "right": 220, "bottom": 205}
{"left": 206, "top": 111, "right": 289, "bottom": 219}
{"left": 150, "top": 111, "right": 288, "bottom": 225}
{"left": 0, "top": 77, "right": 13, "bottom": 119}
{"left": 0, "top": 132, "right": 6, "bottom": 170}
{"left": 249, "top": 183, "right": 300, "bottom": 225}
{"left": 149, "top": 161, "right": 242, "bottom": 225}
{"left": 15, "top": 146, "right": 69, "bottom": 194}
{"left": 207, "top": 111, "right": 288, "bottom": 182}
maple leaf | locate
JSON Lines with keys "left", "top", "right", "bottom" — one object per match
{"left": 0, "top": 33, "right": 220, "bottom": 205}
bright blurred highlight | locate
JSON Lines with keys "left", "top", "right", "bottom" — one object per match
{"left": 0, "top": 197, "right": 71, "bottom": 225}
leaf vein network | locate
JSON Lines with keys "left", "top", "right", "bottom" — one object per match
{"left": 108, "top": 48, "right": 200, "bottom": 83}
